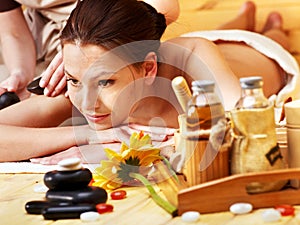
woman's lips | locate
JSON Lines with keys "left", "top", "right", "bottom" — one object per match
{"left": 85, "top": 113, "right": 110, "bottom": 123}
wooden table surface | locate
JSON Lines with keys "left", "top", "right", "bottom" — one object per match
{"left": 1, "top": 173, "right": 300, "bottom": 225}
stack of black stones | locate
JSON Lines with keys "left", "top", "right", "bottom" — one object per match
{"left": 25, "top": 158, "right": 107, "bottom": 220}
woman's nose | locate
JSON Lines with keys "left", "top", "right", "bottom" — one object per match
{"left": 80, "top": 88, "right": 101, "bottom": 111}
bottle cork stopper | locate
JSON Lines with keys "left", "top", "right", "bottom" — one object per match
{"left": 171, "top": 76, "right": 192, "bottom": 112}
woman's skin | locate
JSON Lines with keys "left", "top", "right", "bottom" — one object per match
{"left": 215, "top": 1, "right": 288, "bottom": 97}
{"left": 0, "top": 6, "right": 36, "bottom": 100}
{"left": 39, "top": 0, "right": 180, "bottom": 98}
{"left": 0, "top": 1, "right": 292, "bottom": 164}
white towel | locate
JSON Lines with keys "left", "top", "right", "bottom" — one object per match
{"left": 0, "top": 162, "right": 98, "bottom": 173}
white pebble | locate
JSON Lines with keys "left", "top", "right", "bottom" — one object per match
{"left": 80, "top": 211, "right": 100, "bottom": 222}
{"left": 181, "top": 211, "right": 201, "bottom": 223}
{"left": 33, "top": 184, "right": 48, "bottom": 193}
{"left": 57, "top": 157, "right": 82, "bottom": 171}
{"left": 229, "top": 203, "right": 253, "bottom": 215}
{"left": 58, "top": 157, "right": 81, "bottom": 167}
{"left": 261, "top": 209, "right": 281, "bottom": 222}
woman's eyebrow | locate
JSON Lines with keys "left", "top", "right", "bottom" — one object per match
{"left": 64, "top": 69, "right": 74, "bottom": 77}
{"left": 65, "top": 68, "right": 116, "bottom": 81}
{"left": 85, "top": 69, "right": 117, "bottom": 79}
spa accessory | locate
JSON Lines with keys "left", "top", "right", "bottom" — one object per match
{"left": 230, "top": 76, "right": 287, "bottom": 193}
{"left": 26, "top": 77, "right": 44, "bottom": 95}
{"left": 171, "top": 76, "right": 192, "bottom": 112}
{"left": 184, "top": 80, "right": 227, "bottom": 186}
{"left": 0, "top": 92, "right": 20, "bottom": 109}
{"left": 25, "top": 158, "right": 108, "bottom": 220}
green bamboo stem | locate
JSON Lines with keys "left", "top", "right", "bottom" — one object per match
{"left": 129, "top": 172, "right": 178, "bottom": 216}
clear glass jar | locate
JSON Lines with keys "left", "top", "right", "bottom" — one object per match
{"left": 186, "top": 80, "right": 225, "bottom": 140}
{"left": 235, "top": 76, "right": 269, "bottom": 109}
{"left": 230, "top": 76, "right": 287, "bottom": 193}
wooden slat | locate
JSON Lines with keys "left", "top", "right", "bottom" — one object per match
{"left": 177, "top": 169, "right": 300, "bottom": 215}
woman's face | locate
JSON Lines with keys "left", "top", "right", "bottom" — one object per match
{"left": 63, "top": 43, "right": 144, "bottom": 130}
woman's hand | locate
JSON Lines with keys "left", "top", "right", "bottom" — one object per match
{"left": 30, "top": 146, "right": 82, "bottom": 165}
{"left": 30, "top": 144, "right": 112, "bottom": 165}
{"left": 87, "top": 125, "right": 131, "bottom": 144}
{"left": 39, "top": 51, "right": 67, "bottom": 97}
{"left": 87, "top": 124, "right": 174, "bottom": 145}
{"left": 29, "top": 125, "right": 176, "bottom": 165}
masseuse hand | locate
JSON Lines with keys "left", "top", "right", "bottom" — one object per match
{"left": 0, "top": 73, "right": 32, "bottom": 100}
{"left": 39, "top": 51, "right": 67, "bottom": 97}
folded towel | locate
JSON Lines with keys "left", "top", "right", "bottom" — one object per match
{"left": 0, "top": 162, "right": 98, "bottom": 173}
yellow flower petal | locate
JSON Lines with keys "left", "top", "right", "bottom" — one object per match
{"left": 130, "top": 132, "right": 152, "bottom": 149}
{"left": 140, "top": 155, "right": 162, "bottom": 166}
{"left": 120, "top": 142, "right": 129, "bottom": 153}
{"left": 93, "top": 131, "right": 165, "bottom": 191}
{"left": 104, "top": 148, "right": 122, "bottom": 161}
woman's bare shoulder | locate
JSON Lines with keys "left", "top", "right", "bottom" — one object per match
{"left": 162, "top": 36, "right": 215, "bottom": 48}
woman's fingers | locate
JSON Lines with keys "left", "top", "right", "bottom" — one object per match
{"left": 30, "top": 147, "right": 82, "bottom": 165}
{"left": 39, "top": 51, "right": 66, "bottom": 96}
{"left": 48, "top": 64, "right": 67, "bottom": 97}
{"left": 39, "top": 51, "right": 63, "bottom": 87}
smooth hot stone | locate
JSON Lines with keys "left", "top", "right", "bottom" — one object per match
{"left": 110, "top": 190, "right": 127, "bottom": 200}
{"left": 25, "top": 201, "right": 72, "bottom": 215}
{"left": 229, "top": 203, "right": 253, "bottom": 215}
{"left": 181, "top": 211, "right": 201, "bottom": 223}
{"left": 0, "top": 92, "right": 20, "bottom": 110}
{"left": 57, "top": 158, "right": 82, "bottom": 171}
{"left": 261, "top": 209, "right": 282, "bottom": 222}
{"left": 44, "top": 168, "right": 92, "bottom": 190}
{"left": 26, "top": 77, "right": 44, "bottom": 95}
{"left": 42, "top": 204, "right": 96, "bottom": 220}
{"left": 80, "top": 211, "right": 101, "bottom": 222}
{"left": 46, "top": 186, "right": 107, "bottom": 204}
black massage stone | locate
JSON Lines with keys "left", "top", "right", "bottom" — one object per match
{"left": 0, "top": 92, "right": 20, "bottom": 110}
{"left": 27, "top": 77, "right": 44, "bottom": 95}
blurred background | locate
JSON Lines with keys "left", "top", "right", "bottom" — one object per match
{"left": 162, "top": 0, "right": 300, "bottom": 64}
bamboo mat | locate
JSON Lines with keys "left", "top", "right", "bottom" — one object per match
{"left": 162, "top": 0, "right": 300, "bottom": 64}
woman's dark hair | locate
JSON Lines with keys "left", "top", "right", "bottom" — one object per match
{"left": 60, "top": 0, "right": 167, "bottom": 63}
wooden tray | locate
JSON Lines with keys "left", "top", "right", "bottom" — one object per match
{"left": 157, "top": 166, "right": 300, "bottom": 215}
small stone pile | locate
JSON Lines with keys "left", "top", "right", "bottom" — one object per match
{"left": 25, "top": 158, "right": 107, "bottom": 220}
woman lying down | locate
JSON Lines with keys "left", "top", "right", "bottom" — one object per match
{"left": 0, "top": 0, "right": 298, "bottom": 164}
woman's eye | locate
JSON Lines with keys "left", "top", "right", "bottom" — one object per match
{"left": 66, "top": 78, "right": 81, "bottom": 87}
{"left": 98, "top": 79, "right": 114, "bottom": 87}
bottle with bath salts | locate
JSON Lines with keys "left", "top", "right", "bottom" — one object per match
{"left": 230, "top": 76, "right": 287, "bottom": 193}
